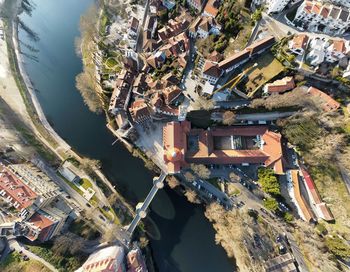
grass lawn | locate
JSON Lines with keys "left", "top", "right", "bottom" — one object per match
{"left": 243, "top": 52, "right": 284, "bottom": 96}
{"left": 79, "top": 178, "right": 93, "bottom": 190}
{"left": 57, "top": 172, "right": 85, "bottom": 196}
{"left": 0, "top": 252, "right": 50, "bottom": 272}
{"left": 105, "top": 57, "right": 118, "bottom": 69}
{"left": 225, "top": 24, "right": 253, "bottom": 54}
{"left": 310, "top": 163, "right": 350, "bottom": 234}
{"left": 28, "top": 245, "right": 84, "bottom": 272}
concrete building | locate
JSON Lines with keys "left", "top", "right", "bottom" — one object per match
{"left": 265, "top": 0, "right": 290, "bottom": 14}
{"left": 77, "top": 245, "right": 126, "bottom": 272}
{"left": 163, "top": 121, "right": 284, "bottom": 174}
{"left": 306, "top": 38, "right": 329, "bottom": 66}
{"left": 293, "top": 1, "right": 350, "bottom": 36}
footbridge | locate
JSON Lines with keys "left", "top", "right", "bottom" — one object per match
{"left": 126, "top": 172, "right": 167, "bottom": 235}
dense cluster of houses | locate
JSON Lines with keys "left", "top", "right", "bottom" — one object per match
{"left": 292, "top": 0, "right": 350, "bottom": 36}
{"left": 289, "top": 33, "right": 350, "bottom": 71}
{"left": 0, "top": 163, "right": 75, "bottom": 243}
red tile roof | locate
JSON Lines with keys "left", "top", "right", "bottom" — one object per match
{"left": 265, "top": 77, "right": 295, "bottom": 94}
{"left": 204, "top": 0, "right": 219, "bottom": 17}
{"left": 300, "top": 167, "right": 334, "bottom": 221}
{"left": 203, "top": 60, "right": 222, "bottom": 78}
{"left": 332, "top": 40, "right": 346, "bottom": 53}
{"left": 291, "top": 34, "right": 309, "bottom": 50}
{"left": 163, "top": 122, "right": 284, "bottom": 174}
{"left": 0, "top": 165, "right": 37, "bottom": 210}
{"left": 27, "top": 212, "right": 56, "bottom": 242}
{"left": 307, "top": 87, "right": 340, "bottom": 112}
{"left": 291, "top": 170, "right": 315, "bottom": 222}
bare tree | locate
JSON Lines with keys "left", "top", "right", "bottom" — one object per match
{"left": 183, "top": 171, "right": 196, "bottom": 182}
{"left": 192, "top": 97, "right": 214, "bottom": 111}
{"left": 53, "top": 233, "right": 84, "bottom": 256}
{"left": 166, "top": 176, "right": 180, "bottom": 189}
{"left": 185, "top": 189, "right": 201, "bottom": 204}
{"left": 229, "top": 172, "right": 240, "bottom": 182}
{"left": 190, "top": 164, "right": 211, "bottom": 179}
{"left": 222, "top": 111, "right": 236, "bottom": 126}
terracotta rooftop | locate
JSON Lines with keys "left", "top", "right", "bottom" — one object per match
{"left": 163, "top": 122, "right": 284, "bottom": 174}
{"left": 290, "top": 170, "right": 315, "bottom": 222}
{"left": 246, "top": 36, "right": 275, "bottom": 56}
{"left": 218, "top": 50, "right": 250, "bottom": 70}
{"left": 163, "top": 86, "right": 182, "bottom": 105}
{"left": 265, "top": 77, "right": 295, "bottom": 94}
{"left": 129, "top": 99, "right": 151, "bottom": 123}
{"left": 307, "top": 87, "right": 340, "bottom": 112}
{"left": 27, "top": 212, "right": 56, "bottom": 242}
{"left": 204, "top": 0, "right": 219, "bottom": 17}
{"left": 331, "top": 40, "right": 346, "bottom": 53}
{"left": 300, "top": 167, "right": 334, "bottom": 221}
{"left": 203, "top": 60, "right": 222, "bottom": 78}
{"left": 0, "top": 164, "right": 37, "bottom": 210}
{"left": 291, "top": 34, "right": 309, "bottom": 50}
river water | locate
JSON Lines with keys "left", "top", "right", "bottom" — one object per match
{"left": 18, "top": 0, "right": 234, "bottom": 271}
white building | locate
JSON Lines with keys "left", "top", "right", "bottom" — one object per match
{"left": 306, "top": 38, "right": 329, "bottom": 66}
{"left": 202, "top": 60, "right": 222, "bottom": 85}
{"left": 289, "top": 34, "right": 309, "bottom": 55}
{"left": 325, "top": 39, "right": 348, "bottom": 63}
{"left": 293, "top": 1, "right": 350, "bottom": 36}
{"left": 186, "top": 0, "right": 205, "bottom": 12}
{"left": 327, "top": 0, "right": 350, "bottom": 8}
{"left": 266, "top": 0, "right": 290, "bottom": 13}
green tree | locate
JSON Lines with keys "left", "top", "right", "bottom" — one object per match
{"left": 251, "top": 9, "right": 262, "bottom": 22}
{"left": 283, "top": 212, "right": 293, "bottom": 222}
{"left": 326, "top": 236, "right": 350, "bottom": 258}
{"left": 258, "top": 168, "right": 281, "bottom": 196}
{"left": 263, "top": 198, "right": 279, "bottom": 212}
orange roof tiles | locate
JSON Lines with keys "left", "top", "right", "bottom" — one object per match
{"left": 27, "top": 212, "right": 56, "bottom": 242}
{"left": 203, "top": 60, "right": 222, "bottom": 78}
{"left": 332, "top": 40, "right": 346, "bottom": 53}
{"left": 163, "top": 122, "right": 284, "bottom": 174}
{"left": 265, "top": 77, "right": 295, "bottom": 94}
{"left": 204, "top": 0, "right": 219, "bottom": 17}
{"left": 301, "top": 167, "right": 334, "bottom": 221}
{"left": 291, "top": 34, "right": 309, "bottom": 50}
{"left": 0, "top": 165, "right": 37, "bottom": 210}
{"left": 307, "top": 87, "right": 340, "bottom": 112}
{"left": 291, "top": 170, "right": 315, "bottom": 222}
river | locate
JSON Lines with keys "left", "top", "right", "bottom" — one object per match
{"left": 18, "top": 0, "right": 234, "bottom": 271}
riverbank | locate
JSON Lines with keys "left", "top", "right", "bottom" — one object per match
{"left": 1, "top": 0, "right": 135, "bottom": 234}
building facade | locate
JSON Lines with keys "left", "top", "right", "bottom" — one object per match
{"left": 266, "top": 0, "right": 290, "bottom": 14}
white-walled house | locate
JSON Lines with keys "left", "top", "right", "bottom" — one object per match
{"left": 325, "top": 40, "right": 349, "bottom": 63}
{"left": 266, "top": 0, "right": 290, "bottom": 14}
{"left": 293, "top": 0, "right": 350, "bottom": 36}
